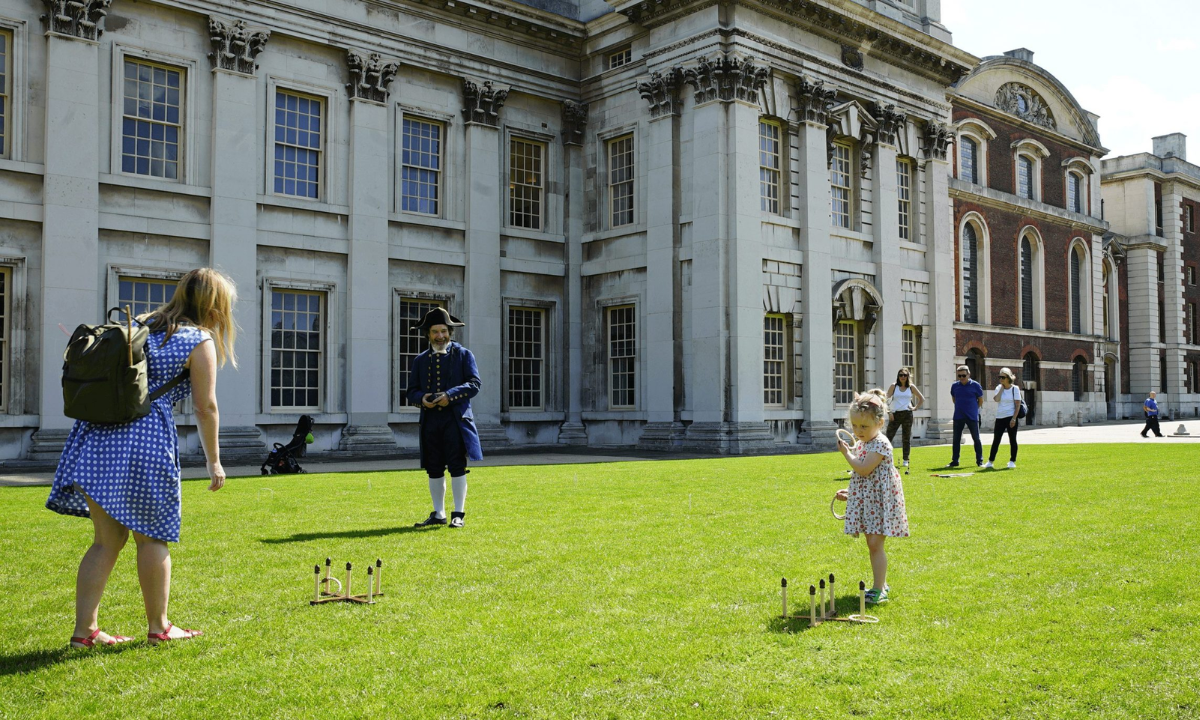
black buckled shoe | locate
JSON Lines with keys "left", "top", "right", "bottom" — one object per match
{"left": 449, "top": 512, "right": 465, "bottom": 529}
{"left": 414, "top": 512, "right": 447, "bottom": 527}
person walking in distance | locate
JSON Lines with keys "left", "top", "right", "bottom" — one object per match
{"left": 1141, "top": 391, "right": 1164, "bottom": 438}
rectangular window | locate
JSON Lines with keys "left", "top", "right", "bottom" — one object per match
{"left": 273, "top": 90, "right": 323, "bottom": 199}
{"left": 1067, "top": 173, "right": 1081, "bottom": 213}
{"left": 507, "top": 307, "right": 544, "bottom": 410}
{"left": 960, "top": 137, "right": 977, "bottom": 184}
{"left": 1186, "top": 205, "right": 1195, "bottom": 234}
{"left": 759, "top": 120, "right": 781, "bottom": 214}
{"left": 397, "top": 297, "right": 443, "bottom": 407}
{"left": 608, "top": 305, "right": 636, "bottom": 409}
{"left": 902, "top": 325, "right": 920, "bottom": 386}
{"left": 270, "top": 289, "right": 323, "bottom": 409}
{"left": 764, "top": 314, "right": 786, "bottom": 407}
{"left": 831, "top": 142, "right": 852, "bottom": 229}
{"left": 834, "top": 321, "right": 857, "bottom": 404}
{"left": 897, "top": 159, "right": 913, "bottom": 241}
{"left": 1160, "top": 355, "right": 1167, "bottom": 394}
{"left": 1017, "top": 155, "right": 1033, "bottom": 199}
{"left": 0, "top": 29, "right": 10, "bottom": 158}
{"left": 607, "top": 47, "right": 631, "bottom": 70}
{"left": 401, "top": 118, "right": 442, "bottom": 215}
{"left": 0, "top": 266, "right": 9, "bottom": 411}
{"left": 117, "top": 277, "right": 177, "bottom": 319}
{"left": 121, "top": 59, "right": 183, "bottom": 180}
{"left": 1189, "top": 302, "right": 1197, "bottom": 345}
{"left": 509, "top": 138, "right": 544, "bottom": 230}
{"left": 1188, "top": 265, "right": 1196, "bottom": 286}
{"left": 609, "top": 135, "right": 634, "bottom": 227}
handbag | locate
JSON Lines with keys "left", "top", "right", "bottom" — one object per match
{"left": 1012, "top": 387, "right": 1028, "bottom": 419}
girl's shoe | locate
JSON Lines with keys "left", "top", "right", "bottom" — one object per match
{"left": 865, "top": 586, "right": 890, "bottom": 605}
{"left": 69, "top": 629, "right": 133, "bottom": 649}
{"left": 147, "top": 622, "right": 203, "bottom": 646}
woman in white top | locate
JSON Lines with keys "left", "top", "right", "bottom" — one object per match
{"left": 885, "top": 368, "right": 925, "bottom": 468}
{"left": 984, "top": 367, "right": 1022, "bottom": 469}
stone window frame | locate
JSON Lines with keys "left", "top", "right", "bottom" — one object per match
{"left": 1061, "top": 157, "right": 1094, "bottom": 216}
{"left": 397, "top": 110, "right": 448, "bottom": 218}
{"left": 1102, "top": 258, "right": 1120, "bottom": 342}
{"left": 902, "top": 324, "right": 921, "bottom": 387}
{"left": 0, "top": 254, "right": 25, "bottom": 414}
{"left": 264, "top": 76, "right": 339, "bottom": 205}
{"left": 607, "top": 46, "right": 632, "bottom": 71}
{"left": 392, "top": 290, "right": 456, "bottom": 413}
{"left": 958, "top": 212, "right": 992, "bottom": 325}
{"left": 1185, "top": 203, "right": 1195, "bottom": 234}
{"left": 502, "top": 122, "right": 558, "bottom": 235}
{"left": 758, "top": 117, "right": 784, "bottom": 216}
{"left": 763, "top": 312, "right": 790, "bottom": 408}
{"left": 896, "top": 156, "right": 914, "bottom": 241}
{"left": 834, "top": 319, "right": 859, "bottom": 405}
{"left": 829, "top": 139, "right": 856, "bottom": 230}
{"left": 501, "top": 297, "right": 557, "bottom": 413}
{"left": 260, "top": 277, "right": 339, "bottom": 415}
{"left": 1010, "top": 138, "right": 1049, "bottom": 202}
{"left": 0, "top": 16, "right": 27, "bottom": 163}
{"left": 597, "top": 123, "right": 639, "bottom": 231}
{"left": 1066, "top": 237, "right": 1092, "bottom": 335}
{"left": 1187, "top": 264, "right": 1196, "bottom": 286}
{"left": 954, "top": 118, "right": 995, "bottom": 186}
{"left": 599, "top": 296, "right": 639, "bottom": 411}
{"left": 1017, "top": 226, "right": 1046, "bottom": 331}
{"left": 109, "top": 44, "right": 199, "bottom": 186}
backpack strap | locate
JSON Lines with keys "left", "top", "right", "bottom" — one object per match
{"left": 148, "top": 369, "right": 190, "bottom": 402}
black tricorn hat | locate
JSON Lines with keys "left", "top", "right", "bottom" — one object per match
{"left": 411, "top": 307, "right": 465, "bottom": 333}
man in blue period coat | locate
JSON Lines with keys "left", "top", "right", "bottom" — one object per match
{"left": 406, "top": 307, "right": 483, "bottom": 528}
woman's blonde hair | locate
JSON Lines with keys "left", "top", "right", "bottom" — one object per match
{"left": 145, "top": 268, "right": 238, "bottom": 368}
{"left": 848, "top": 388, "right": 889, "bottom": 425}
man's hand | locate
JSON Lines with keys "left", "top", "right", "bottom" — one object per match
{"left": 422, "top": 394, "right": 437, "bottom": 409}
{"left": 435, "top": 393, "right": 450, "bottom": 407}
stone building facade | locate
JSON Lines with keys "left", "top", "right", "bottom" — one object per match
{"left": 1101, "top": 133, "right": 1200, "bottom": 420}
{"left": 948, "top": 49, "right": 1114, "bottom": 427}
{"left": 1, "top": 0, "right": 1075, "bottom": 463}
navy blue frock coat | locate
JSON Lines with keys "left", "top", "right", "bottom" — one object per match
{"left": 405, "top": 342, "right": 484, "bottom": 466}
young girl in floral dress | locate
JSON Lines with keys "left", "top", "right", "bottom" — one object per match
{"left": 835, "top": 389, "right": 910, "bottom": 604}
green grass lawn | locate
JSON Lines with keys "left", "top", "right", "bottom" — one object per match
{"left": 1, "top": 444, "right": 1198, "bottom": 719}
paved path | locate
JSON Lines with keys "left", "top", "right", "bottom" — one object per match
{"left": 2, "top": 419, "right": 1195, "bottom": 487}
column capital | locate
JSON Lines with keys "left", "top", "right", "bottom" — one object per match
{"left": 637, "top": 68, "right": 683, "bottom": 118}
{"left": 682, "top": 54, "right": 769, "bottom": 106}
{"left": 462, "top": 79, "right": 508, "bottom": 127}
{"left": 793, "top": 75, "right": 838, "bottom": 126}
{"left": 923, "top": 119, "right": 954, "bottom": 162}
{"left": 346, "top": 50, "right": 399, "bottom": 104}
{"left": 207, "top": 16, "right": 270, "bottom": 76}
{"left": 870, "top": 101, "right": 907, "bottom": 148}
{"left": 561, "top": 100, "right": 588, "bottom": 145}
{"left": 41, "top": 0, "right": 111, "bottom": 41}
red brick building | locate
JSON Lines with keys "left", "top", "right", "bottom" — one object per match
{"left": 949, "top": 49, "right": 1113, "bottom": 426}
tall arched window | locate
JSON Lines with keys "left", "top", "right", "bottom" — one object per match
{"left": 962, "top": 224, "right": 979, "bottom": 323}
{"left": 1023, "top": 352, "right": 1040, "bottom": 387}
{"left": 1021, "top": 236, "right": 1034, "bottom": 329}
{"left": 1102, "top": 263, "right": 1112, "bottom": 339}
{"left": 1070, "top": 247, "right": 1083, "bottom": 334}
{"left": 961, "top": 137, "right": 978, "bottom": 184}
{"left": 1072, "top": 358, "right": 1086, "bottom": 401}
{"left": 1017, "top": 155, "right": 1034, "bottom": 199}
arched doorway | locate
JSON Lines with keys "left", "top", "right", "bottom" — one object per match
{"left": 965, "top": 349, "right": 985, "bottom": 387}
{"left": 1022, "top": 352, "right": 1040, "bottom": 425}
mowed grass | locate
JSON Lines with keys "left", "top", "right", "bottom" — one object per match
{"left": 1, "top": 444, "right": 1198, "bottom": 719}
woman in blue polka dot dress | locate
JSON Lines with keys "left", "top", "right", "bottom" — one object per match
{"left": 47, "top": 268, "right": 238, "bottom": 649}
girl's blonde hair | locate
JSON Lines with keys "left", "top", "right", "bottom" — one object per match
{"left": 145, "top": 268, "right": 239, "bottom": 368}
{"left": 848, "top": 388, "right": 889, "bottom": 425}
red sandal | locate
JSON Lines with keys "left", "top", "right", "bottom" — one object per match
{"left": 147, "top": 622, "right": 203, "bottom": 646}
{"left": 69, "top": 628, "right": 134, "bottom": 649}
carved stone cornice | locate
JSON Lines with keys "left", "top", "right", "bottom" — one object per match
{"left": 794, "top": 75, "right": 838, "bottom": 126}
{"left": 637, "top": 68, "right": 683, "bottom": 118}
{"left": 682, "top": 55, "right": 769, "bottom": 105}
{"left": 462, "top": 80, "right": 508, "bottom": 127}
{"left": 41, "top": 0, "right": 112, "bottom": 41}
{"left": 923, "top": 120, "right": 954, "bottom": 161}
{"left": 346, "top": 50, "right": 399, "bottom": 104}
{"left": 995, "top": 82, "right": 1056, "bottom": 132}
{"left": 871, "top": 102, "right": 907, "bottom": 147}
{"left": 561, "top": 100, "right": 589, "bottom": 145}
{"left": 207, "top": 17, "right": 270, "bottom": 75}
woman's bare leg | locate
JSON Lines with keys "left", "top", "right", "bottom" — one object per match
{"left": 132, "top": 531, "right": 176, "bottom": 636}
{"left": 74, "top": 495, "right": 130, "bottom": 640}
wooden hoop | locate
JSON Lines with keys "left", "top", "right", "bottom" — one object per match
{"left": 847, "top": 614, "right": 879, "bottom": 623}
{"left": 830, "top": 495, "right": 845, "bottom": 520}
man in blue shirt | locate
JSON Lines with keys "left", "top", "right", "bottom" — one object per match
{"left": 948, "top": 364, "right": 984, "bottom": 467}
{"left": 1141, "top": 391, "right": 1164, "bottom": 438}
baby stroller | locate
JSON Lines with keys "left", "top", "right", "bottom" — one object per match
{"left": 261, "top": 415, "right": 315, "bottom": 475}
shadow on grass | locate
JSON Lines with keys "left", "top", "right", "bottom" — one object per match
{"left": 0, "top": 643, "right": 139, "bottom": 676}
{"left": 260, "top": 524, "right": 436, "bottom": 544}
{"left": 767, "top": 596, "right": 878, "bottom": 634}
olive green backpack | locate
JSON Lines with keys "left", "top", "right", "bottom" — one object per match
{"left": 61, "top": 306, "right": 189, "bottom": 424}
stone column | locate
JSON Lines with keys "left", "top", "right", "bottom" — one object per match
{"left": 636, "top": 70, "right": 684, "bottom": 448}
{"left": 921, "top": 121, "right": 956, "bottom": 438}
{"left": 339, "top": 51, "right": 399, "bottom": 453}
{"left": 558, "top": 100, "right": 588, "bottom": 445}
{"left": 794, "top": 76, "right": 838, "bottom": 449}
{"left": 30, "top": 5, "right": 107, "bottom": 460}
{"left": 870, "top": 104, "right": 906, "bottom": 389}
{"left": 462, "top": 80, "right": 509, "bottom": 447}
{"left": 1161, "top": 181, "right": 1186, "bottom": 403}
{"left": 1124, "top": 244, "right": 1159, "bottom": 395}
{"left": 205, "top": 16, "right": 270, "bottom": 460}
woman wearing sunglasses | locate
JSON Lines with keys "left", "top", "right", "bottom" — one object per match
{"left": 885, "top": 368, "right": 924, "bottom": 469}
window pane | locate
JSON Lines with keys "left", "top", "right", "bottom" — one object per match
{"left": 962, "top": 224, "right": 979, "bottom": 324}
{"left": 834, "top": 321, "right": 857, "bottom": 404}
{"left": 897, "top": 159, "right": 912, "bottom": 241}
{"left": 831, "top": 143, "right": 852, "bottom": 229}
{"left": 510, "top": 139, "right": 544, "bottom": 229}
{"left": 764, "top": 314, "right": 785, "bottom": 406}
{"left": 121, "top": 60, "right": 184, "bottom": 179}
{"left": 274, "top": 91, "right": 323, "bottom": 199}
{"left": 508, "top": 307, "right": 544, "bottom": 409}
{"left": 270, "top": 289, "right": 323, "bottom": 409}
{"left": 609, "top": 305, "right": 636, "bottom": 408}
{"left": 398, "top": 298, "right": 443, "bottom": 407}
{"left": 609, "top": 136, "right": 635, "bottom": 227}
{"left": 759, "top": 121, "right": 781, "bottom": 214}
{"left": 401, "top": 118, "right": 442, "bottom": 215}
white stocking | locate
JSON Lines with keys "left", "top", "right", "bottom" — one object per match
{"left": 428, "top": 476, "right": 446, "bottom": 518}
{"left": 451, "top": 475, "right": 468, "bottom": 513}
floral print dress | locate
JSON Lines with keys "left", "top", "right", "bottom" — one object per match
{"left": 844, "top": 435, "right": 910, "bottom": 538}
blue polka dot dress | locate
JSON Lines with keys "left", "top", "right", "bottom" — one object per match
{"left": 46, "top": 325, "right": 210, "bottom": 542}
